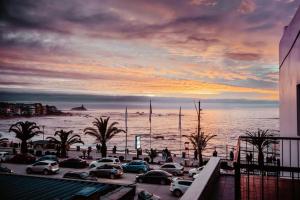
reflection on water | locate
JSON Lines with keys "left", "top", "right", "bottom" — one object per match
{"left": 0, "top": 102, "right": 278, "bottom": 157}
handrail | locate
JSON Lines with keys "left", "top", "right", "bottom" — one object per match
{"left": 180, "top": 157, "right": 220, "bottom": 200}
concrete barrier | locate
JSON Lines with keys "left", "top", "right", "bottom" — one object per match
{"left": 180, "top": 157, "right": 220, "bottom": 200}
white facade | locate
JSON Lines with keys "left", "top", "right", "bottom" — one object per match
{"left": 279, "top": 6, "right": 300, "bottom": 167}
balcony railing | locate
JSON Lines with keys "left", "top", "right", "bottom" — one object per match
{"left": 234, "top": 136, "right": 300, "bottom": 200}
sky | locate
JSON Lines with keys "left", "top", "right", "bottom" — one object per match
{"left": 0, "top": 0, "right": 298, "bottom": 100}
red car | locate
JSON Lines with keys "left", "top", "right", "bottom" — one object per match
{"left": 9, "top": 153, "right": 36, "bottom": 164}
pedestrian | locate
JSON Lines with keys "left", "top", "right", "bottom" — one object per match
{"left": 87, "top": 146, "right": 92, "bottom": 158}
{"left": 194, "top": 149, "right": 198, "bottom": 160}
{"left": 113, "top": 145, "right": 117, "bottom": 154}
{"left": 213, "top": 147, "right": 218, "bottom": 157}
{"left": 230, "top": 149, "right": 234, "bottom": 161}
{"left": 96, "top": 144, "right": 100, "bottom": 153}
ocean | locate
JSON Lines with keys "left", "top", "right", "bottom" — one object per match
{"left": 0, "top": 99, "right": 279, "bottom": 158}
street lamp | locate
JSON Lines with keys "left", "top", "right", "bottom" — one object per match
{"left": 42, "top": 125, "right": 45, "bottom": 141}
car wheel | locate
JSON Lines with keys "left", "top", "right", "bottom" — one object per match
{"left": 173, "top": 189, "right": 183, "bottom": 197}
{"left": 89, "top": 172, "right": 96, "bottom": 177}
{"left": 160, "top": 179, "right": 166, "bottom": 185}
{"left": 43, "top": 169, "right": 49, "bottom": 175}
{"left": 90, "top": 164, "right": 96, "bottom": 168}
{"left": 26, "top": 168, "right": 32, "bottom": 174}
{"left": 138, "top": 169, "right": 144, "bottom": 174}
{"left": 110, "top": 174, "right": 115, "bottom": 179}
{"left": 137, "top": 178, "right": 143, "bottom": 183}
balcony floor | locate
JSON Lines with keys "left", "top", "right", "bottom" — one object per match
{"left": 211, "top": 175, "right": 235, "bottom": 200}
{"left": 240, "top": 175, "right": 300, "bottom": 200}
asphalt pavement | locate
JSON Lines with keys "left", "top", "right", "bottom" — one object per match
{"left": 1, "top": 163, "right": 183, "bottom": 200}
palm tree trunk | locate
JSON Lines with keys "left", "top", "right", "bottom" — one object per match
{"left": 61, "top": 145, "right": 67, "bottom": 158}
{"left": 101, "top": 143, "right": 107, "bottom": 158}
{"left": 21, "top": 140, "right": 28, "bottom": 154}
{"left": 198, "top": 150, "right": 203, "bottom": 166}
{"left": 258, "top": 148, "right": 264, "bottom": 167}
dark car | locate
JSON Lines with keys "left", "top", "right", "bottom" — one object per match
{"left": 59, "top": 158, "right": 87, "bottom": 168}
{"left": 36, "top": 155, "right": 58, "bottom": 163}
{"left": 89, "top": 164, "right": 123, "bottom": 179}
{"left": 137, "top": 190, "right": 161, "bottom": 200}
{"left": 136, "top": 170, "right": 173, "bottom": 185}
{"left": 122, "top": 160, "right": 150, "bottom": 173}
{"left": 9, "top": 153, "right": 36, "bottom": 164}
{"left": 63, "top": 171, "right": 97, "bottom": 181}
{"left": 0, "top": 165, "right": 13, "bottom": 173}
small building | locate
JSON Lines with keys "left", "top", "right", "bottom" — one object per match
{"left": 35, "top": 103, "right": 43, "bottom": 115}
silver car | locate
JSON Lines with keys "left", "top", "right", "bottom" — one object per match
{"left": 159, "top": 163, "right": 184, "bottom": 176}
{"left": 26, "top": 160, "right": 59, "bottom": 175}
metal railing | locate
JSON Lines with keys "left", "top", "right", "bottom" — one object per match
{"left": 234, "top": 136, "right": 300, "bottom": 200}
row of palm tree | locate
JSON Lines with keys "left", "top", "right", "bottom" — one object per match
{"left": 7, "top": 117, "right": 124, "bottom": 158}
{"left": 6, "top": 117, "right": 277, "bottom": 164}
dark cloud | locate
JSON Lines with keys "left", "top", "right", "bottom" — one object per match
{"left": 225, "top": 52, "right": 261, "bottom": 61}
{"left": 0, "top": 63, "right": 108, "bottom": 81}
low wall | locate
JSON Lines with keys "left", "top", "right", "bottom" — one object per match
{"left": 180, "top": 157, "right": 221, "bottom": 200}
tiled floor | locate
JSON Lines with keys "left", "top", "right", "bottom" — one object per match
{"left": 240, "top": 175, "right": 300, "bottom": 200}
{"left": 211, "top": 175, "right": 235, "bottom": 200}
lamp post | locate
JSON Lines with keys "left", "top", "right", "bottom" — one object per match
{"left": 42, "top": 125, "right": 45, "bottom": 141}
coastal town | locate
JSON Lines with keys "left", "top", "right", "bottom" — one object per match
{"left": 0, "top": 102, "right": 64, "bottom": 118}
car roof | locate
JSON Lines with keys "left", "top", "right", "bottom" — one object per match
{"left": 65, "top": 171, "right": 86, "bottom": 175}
{"left": 148, "top": 169, "right": 169, "bottom": 174}
{"left": 37, "top": 160, "right": 57, "bottom": 163}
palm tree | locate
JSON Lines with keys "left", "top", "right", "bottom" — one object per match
{"left": 184, "top": 131, "right": 217, "bottom": 166}
{"left": 245, "top": 129, "right": 277, "bottom": 167}
{"left": 84, "top": 117, "right": 125, "bottom": 157}
{"left": 9, "top": 121, "right": 42, "bottom": 154}
{"left": 47, "top": 130, "right": 84, "bottom": 158}
{"left": 0, "top": 134, "right": 8, "bottom": 145}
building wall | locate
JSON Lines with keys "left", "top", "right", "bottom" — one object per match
{"left": 279, "top": 6, "right": 300, "bottom": 167}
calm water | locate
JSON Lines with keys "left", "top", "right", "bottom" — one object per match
{"left": 0, "top": 102, "right": 279, "bottom": 157}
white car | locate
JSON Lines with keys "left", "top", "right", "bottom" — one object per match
{"left": 159, "top": 163, "right": 184, "bottom": 176}
{"left": 0, "top": 152, "right": 10, "bottom": 162}
{"left": 170, "top": 178, "right": 193, "bottom": 197}
{"left": 89, "top": 157, "right": 120, "bottom": 168}
{"left": 188, "top": 166, "right": 204, "bottom": 177}
{"left": 26, "top": 160, "right": 59, "bottom": 175}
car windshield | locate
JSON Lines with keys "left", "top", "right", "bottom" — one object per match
{"left": 80, "top": 172, "right": 89, "bottom": 178}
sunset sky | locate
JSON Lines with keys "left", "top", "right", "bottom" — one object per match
{"left": 0, "top": 0, "right": 298, "bottom": 100}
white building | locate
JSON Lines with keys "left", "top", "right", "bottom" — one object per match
{"left": 279, "top": 6, "right": 300, "bottom": 168}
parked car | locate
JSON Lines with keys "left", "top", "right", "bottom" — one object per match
{"left": 89, "top": 164, "right": 123, "bottom": 179}
{"left": 63, "top": 171, "right": 97, "bottom": 181}
{"left": 0, "top": 165, "right": 13, "bottom": 173}
{"left": 159, "top": 163, "right": 184, "bottom": 176}
{"left": 137, "top": 190, "right": 161, "bottom": 200}
{"left": 122, "top": 160, "right": 150, "bottom": 173}
{"left": 36, "top": 155, "right": 58, "bottom": 163}
{"left": 0, "top": 152, "right": 10, "bottom": 162}
{"left": 188, "top": 166, "right": 204, "bottom": 177}
{"left": 59, "top": 158, "right": 87, "bottom": 168}
{"left": 170, "top": 178, "right": 193, "bottom": 197}
{"left": 9, "top": 153, "right": 36, "bottom": 164}
{"left": 89, "top": 157, "right": 120, "bottom": 168}
{"left": 26, "top": 160, "right": 59, "bottom": 175}
{"left": 136, "top": 170, "right": 173, "bottom": 185}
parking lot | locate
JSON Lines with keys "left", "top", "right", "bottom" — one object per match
{"left": 1, "top": 162, "right": 193, "bottom": 200}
